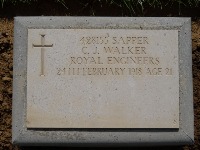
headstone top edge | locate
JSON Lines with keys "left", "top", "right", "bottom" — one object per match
{"left": 14, "top": 17, "right": 191, "bottom": 24}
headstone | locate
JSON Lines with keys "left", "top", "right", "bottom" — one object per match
{"left": 12, "top": 17, "right": 194, "bottom": 146}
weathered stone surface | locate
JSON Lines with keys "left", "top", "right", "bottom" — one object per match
{"left": 12, "top": 17, "right": 194, "bottom": 146}
{"left": 27, "top": 29, "right": 179, "bottom": 128}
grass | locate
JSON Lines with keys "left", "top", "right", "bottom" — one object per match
{"left": 0, "top": 0, "right": 36, "bottom": 7}
{"left": 110, "top": 0, "right": 200, "bottom": 15}
{"left": 0, "top": 0, "right": 67, "bottom": 8}
{"left": 0, "top": 0, "right": 200, "bottom": 16}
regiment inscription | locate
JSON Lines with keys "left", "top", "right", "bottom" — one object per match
{"left": 27, "top": 29, "right": 179, "bottom": 128}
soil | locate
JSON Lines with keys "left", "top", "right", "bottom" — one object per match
{"left": 0, "top": 17, "right": 200, "bottom": 150}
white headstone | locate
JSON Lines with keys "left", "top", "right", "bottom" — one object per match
{"left": 27, "top": 29, "right": 179, "bottom": 128}
{"left": 12, "top": 17, "right": 194, "bottom": 146}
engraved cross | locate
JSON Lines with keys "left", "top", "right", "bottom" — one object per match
{"left": 32, "top": 34, "right": 53, "bottom": 76}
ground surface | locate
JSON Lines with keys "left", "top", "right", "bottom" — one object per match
{"left": 0, "top": 18, "right": 200, "bottom": 150}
